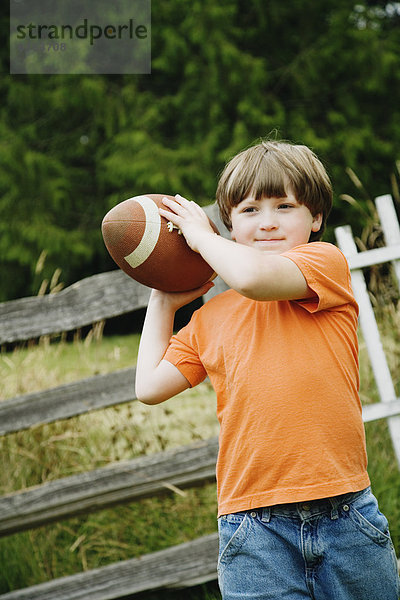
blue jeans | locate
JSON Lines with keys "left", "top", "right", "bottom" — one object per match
{"left": 218, "top": 487, "right": 400, "bottom": 599}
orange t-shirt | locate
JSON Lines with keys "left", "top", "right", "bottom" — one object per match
{"left": 164, "top": 242, "right": 370, "bottom": 516}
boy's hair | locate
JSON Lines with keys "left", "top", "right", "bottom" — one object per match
{"left": 216, "top": 140, "right": 333, "bottom": 242}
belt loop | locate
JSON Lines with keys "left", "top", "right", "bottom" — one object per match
{"left": 261, "top": 507, "right": 271, "bottom": 523}
{"left": 329, "top": 497, "right": 339, "bottom": 520}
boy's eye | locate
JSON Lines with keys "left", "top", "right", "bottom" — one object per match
{"left": 278, "top": 203, "right": 293, "bottom": 209}
{"left": 242, "top": 206, "right": 257, "bottom": 213}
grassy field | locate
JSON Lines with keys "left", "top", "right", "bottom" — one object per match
{"left": 0, "top": 323, "right": 399, "bottom": 598}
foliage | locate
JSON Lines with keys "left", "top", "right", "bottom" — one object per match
{"left": 1, "top": 1, "right": 400, "bottom": 300}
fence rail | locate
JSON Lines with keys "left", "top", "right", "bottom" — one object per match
{"left": 1, "top": 199, "right": 400, "bottom": 598}
{"left": 0, "top": 534, "right": 219, "bottom": 600}
{"left": 0, "top": 271, "right": 150, "bottom": 345}
{"left": 0, "top": 367, "right": 136, "bottom": 435}
{"left": 0, "top": 437, "right": 218, "bottom": 537}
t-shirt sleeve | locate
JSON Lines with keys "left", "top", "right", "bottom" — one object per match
{"left": 163, "top": 312, "right": 208, "bottom": 387}
{"left": 282, "top": 242, "right": 357, "bottom": 313}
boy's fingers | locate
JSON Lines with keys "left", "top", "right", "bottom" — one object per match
{"left": 162, "top": 196, "right": 179, "bottom": 211}
{"left": 187, "top": 280, "right": 215, "bottom": 302}
{"left": 159, "top": 204, "right": 181, "bottom": 223}
{"left": 162, "top": 196, "right": 190, "bottom": 217}
{"left": 174, "top": 194, "right": 191, "bottom": 204}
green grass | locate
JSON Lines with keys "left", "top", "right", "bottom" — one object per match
{"left": 0, "top": 327, "right": 399, "bottom": 598}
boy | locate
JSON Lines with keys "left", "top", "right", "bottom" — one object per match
{"left": 135, "top": 140, "right": 400, "bottom": 599}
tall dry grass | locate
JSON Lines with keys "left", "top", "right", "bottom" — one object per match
{"left": 0, "top": 331, "right": 221, "bottom": 597}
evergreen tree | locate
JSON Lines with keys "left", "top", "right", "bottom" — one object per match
{"left": 1, "top": 0, "right": 399, "bottom": 301}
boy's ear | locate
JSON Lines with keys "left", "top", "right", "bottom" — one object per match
{"left": 312, "top": 213, "right": 323, "bottom": 232}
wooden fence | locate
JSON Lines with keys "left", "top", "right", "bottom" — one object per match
{"left": 1, "top": 199, "right": 400, "bottom": 599}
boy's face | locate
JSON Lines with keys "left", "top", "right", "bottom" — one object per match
{"left": 230, "top": 192, "right": 322, "bottom": 254}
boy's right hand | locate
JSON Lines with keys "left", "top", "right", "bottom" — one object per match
{"left": 150, "top": 280, "right": 215, "bottom": 313}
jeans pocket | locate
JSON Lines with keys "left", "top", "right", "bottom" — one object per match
{"left": 347, "top": 490, "right": 392, "bottom": 546}
{"left": 217, "top": 512, "right": 251, "bottom": 573}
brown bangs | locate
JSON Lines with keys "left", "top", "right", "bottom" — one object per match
{"left": 233, "top": 154, "right": 289, "bottom": 205}
{"left": 217, "top": 145, "right": 294, "bottom": 229}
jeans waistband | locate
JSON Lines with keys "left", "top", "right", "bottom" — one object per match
{"left": 259, "top": 486, "right": 370, "bottom": 522}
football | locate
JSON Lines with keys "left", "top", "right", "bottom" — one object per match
{"left": 101, "top": 194, "right": 217, "bottom": 292}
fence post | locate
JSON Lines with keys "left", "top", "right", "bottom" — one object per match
{"left": 375, "top": 194, "right": 400, "bottom": 289}
{"left": 335, "top": 224, "right": 400, "bottom": 469}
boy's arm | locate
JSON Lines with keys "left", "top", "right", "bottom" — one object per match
{"left": 135, "top": 283, "right": 213, "bottom": 405}
{"left": 159, "top": 196, "right": 312, "bottom": 302}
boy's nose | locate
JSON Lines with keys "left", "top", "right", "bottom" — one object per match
{"left": 259, "top": 216, "right": 278, "bottom": 230}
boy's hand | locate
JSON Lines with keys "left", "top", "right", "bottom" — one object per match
{"left": 150, "top": 279, "right": 215, "bottom": 313}
{"left": 159, "top": 194, "right": 217, "bottom": 254}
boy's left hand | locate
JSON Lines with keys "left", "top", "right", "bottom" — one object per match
{"left": 159, "top": 194, "right": 217, "bottom": 253}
